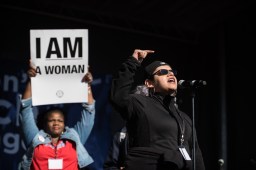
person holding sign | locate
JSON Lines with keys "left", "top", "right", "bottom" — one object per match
{"left": 19, "top": 63, "right": 95, "bottom": 170}
{"left": 110, "top": 49, "right": 205, "bottom": 170}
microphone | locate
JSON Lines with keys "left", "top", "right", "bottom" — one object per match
{"left": 218, "top": 159, "right": 224, "bottom": 170}
{"left": 218, "top": 159, "right": 224, "bottom": 166}
{"left": 178, "top": 80, "right": 207, "bottom": 89}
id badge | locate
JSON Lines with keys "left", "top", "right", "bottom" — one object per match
{"left": 179, "top": 147, "right": 191, "bottom": 161}
{"left": 48, "top": 158, "right": 63, "bottom": 169}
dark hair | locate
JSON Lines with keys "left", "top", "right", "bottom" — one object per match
{"left": 37, "top": 107, "right": 66, "bottom": 130}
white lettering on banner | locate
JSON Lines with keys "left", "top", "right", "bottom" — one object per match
{"left": 1, "top": 72, "right": 27, "bottom": 93}
{"left": 0, "top": 97, "right": 26, "bottom": 155}
{"left": 0, "top": 73, "right": 29, "bottom": 155}
{"left": 3, "top": 133, "right": 20, "bottom": 154}
{"left": 1, "top": 132, "right": 26, "bottom": 154}
{"left": 3, "top": 75, "right": 19, "bottom": 92}
{"left": 0, "top": 99, "right": 12, "bottom": 125}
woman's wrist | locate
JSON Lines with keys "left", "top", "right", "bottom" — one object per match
{"left": 88, "top": 85, "right": 91, "bottom": 94}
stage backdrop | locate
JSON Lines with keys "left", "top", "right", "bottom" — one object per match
{"left": 0, "top": 60, "right": 113, "bottom": 170}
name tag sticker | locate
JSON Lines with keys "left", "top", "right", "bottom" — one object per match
{"left": 179, "top": 147, "right": 192, "bottom": 161}
{"left": 48, "top": 158, "right": 63, "bottom": 169}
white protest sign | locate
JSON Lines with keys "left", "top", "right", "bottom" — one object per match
{"left": 30, "top": 29, "right": 89, "bottom": 106}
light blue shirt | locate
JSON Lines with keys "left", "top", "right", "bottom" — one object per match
{"left": 19, "top": 97, "right": 95, "bottom": 170}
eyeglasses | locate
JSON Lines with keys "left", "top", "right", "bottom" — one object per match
{"left": 151, "top": 69, "right": 177, "bottom": 76}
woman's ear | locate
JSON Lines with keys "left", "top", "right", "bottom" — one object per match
{"left": 145, "top": 79, "right": 154, "bottom": 88}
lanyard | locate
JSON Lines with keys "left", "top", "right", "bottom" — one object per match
{"left": 51, "top": 142, "right": 58, "bottom": 159}
{"left": 172, "top": 104, "right": 185, "bottom": 146}
{"left": 153, "top": 95, "right": 186, "bottom": 146}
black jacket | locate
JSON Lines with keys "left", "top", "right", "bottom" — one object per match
{"left": 103, "top": 126, "right": 128, "bottom": 170}
{"left": 110, "top": 57, "right": 205, "bottom": 170}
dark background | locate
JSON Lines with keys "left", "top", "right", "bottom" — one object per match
{"left": 0, "top": 0, "right": 255, "bottom": 170}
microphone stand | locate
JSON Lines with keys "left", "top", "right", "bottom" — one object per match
{"left": 178, "top": 80, "right": 206, "bottom": 170}
{"left": 190, "top": 87, "right": 196, "bottom": 170}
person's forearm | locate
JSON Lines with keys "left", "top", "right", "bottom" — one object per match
{"left": 110, "top": 57, "right": 139, "bottom": 108}
{"left": 87, "top": 85, "right": 94, "bottom": 104}
{"left": 22, "top": 81, "right": 32, "bottom": 99}
{"left": 20, "top": 98, "right": 39, "bottom": 145}
{"left": 75, "top": 101, "right": 96, "bottom": 144}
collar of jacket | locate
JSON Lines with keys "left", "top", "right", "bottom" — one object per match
{"left": 152, "top": 92, "right": 175, "bottom": 106}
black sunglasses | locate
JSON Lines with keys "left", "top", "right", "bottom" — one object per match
{"left": 151, "top": 69, "right": 177, "bottom": 76}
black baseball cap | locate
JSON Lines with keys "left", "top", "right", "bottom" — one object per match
{"left": 144, "top": 60, "right": 170, "bottom": 77}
